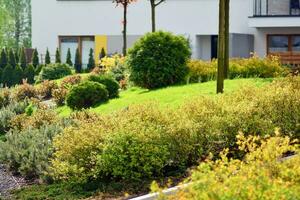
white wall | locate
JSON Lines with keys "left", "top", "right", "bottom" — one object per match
{"left": 32, "top": 0, "right": 253, "bottom": 56}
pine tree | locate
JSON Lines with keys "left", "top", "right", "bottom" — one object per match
{"left": 0, "top": 49, "right": 8, "bottom": 69}
{"left": 74, "top": 48, "right": 82, "bottom": 73}
{"left": 55, "top": 48, "right": 61, "bottom": 63}
{"left": 100, "top": 48, "right": 106, "bottom": 59}
{"left": 32, "top": 48, "right": 39, "bottom": 68}
{"left": 24, "top": 64, "right": 35, "bottom": 84}
{"left": 66, "top": 48, "right": 73, "bottom": 66}
{"left": 19, "top": 48, "right": 27, "bottom": 70}
{"left": 2, "top": 64, "right": 15, "bottom": 87}
{"left": 8, "top": 49, "right": 16, "bottom": 68}
{"left": 45, "top": 48, "right": 51, "bottom": 65}
{"left": 15, "top": 65, "right": 23, "bottom": 84}
{"left": 87, "top": 48, "right": 95, "bottom": 71}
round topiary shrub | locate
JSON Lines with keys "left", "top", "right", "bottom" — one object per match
{"left": 66, "top": 81, "right": 109, "bottom": 110}
{"left": 127, "top": 31, "right": 191, "bottom": 89}
{"left": 88, "top": 75, "right": 120, "bottom": 98}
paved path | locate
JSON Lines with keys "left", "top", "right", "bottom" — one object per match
{"left": 0, "top": 165, "right": 27, "bottom": 199}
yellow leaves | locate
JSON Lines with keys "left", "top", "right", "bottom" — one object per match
{"left": 99, "top": 54, "right": 126, "bottom": 71}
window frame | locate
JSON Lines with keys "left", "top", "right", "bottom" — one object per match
{"left": 267, "top": 34, "right": 300, "bottom": 54}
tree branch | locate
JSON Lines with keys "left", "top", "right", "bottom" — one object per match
{"left": 154, "top": 0, "right": 165, "bottom": 7}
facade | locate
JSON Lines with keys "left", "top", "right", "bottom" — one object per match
{"left": 32, "top": 0, "right": 300, "bottom": 66}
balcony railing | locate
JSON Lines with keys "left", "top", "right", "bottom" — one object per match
{"left": 253, "top": 0, "right": 300, "bottom": 16}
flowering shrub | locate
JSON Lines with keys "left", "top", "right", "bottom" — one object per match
{"left": 52, "top": 87, "right": 68, "bottom": 106}
{"left": 37, "top": 80, "right": 59, "bottom": 99}
{"left": 13, "top": 81, "right": 37, "bottom": 101}
{"left": 61, "top": 75, "right": 82, "bottom": 89}
{"left": 187, "top": 55, "right": 288, "bottom": 83}
{"left": 100, "top": 54, "right": 126, "bottom": 71}
{"left": 170, "top": 133, "right": 300, "bottom": 200}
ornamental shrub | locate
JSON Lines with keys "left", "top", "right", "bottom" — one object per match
{"left": 74, "top": 48, "right": 82, "bottom": 73}
{"left": 66, "top": 48, "right": 73, "bottom": 67}
{"left": 37, "top": 80, "right": 58, "bottom": 99}
{"left": 13, "top": 82, "right": 37, "bottom": 101}
{"left": 2, "top": 64, "right": 16, "bottom": 87}
{"left": 88, "top": 75, "right": 120, "bottom": 98}
{"left": 0, "top": 48, "right": 7, "bottom": 69}
{"left": 37, "top": 63, "right": 72, "bottom": 82}
{"left": 61, "top": 74, "right": 82, "bottom": 89}
{"left": 31, "top": 48, "right": 39, "bottom": 68}
{"left": 170, "top": 133, "right": 300, "bottom": 200}
{"left": 19, "top": 48, "right": 27, "bottom": 70}
{"left": 45, "top": 48, "right": 51, "bottom": 65}
{"left": 87, "top": 48, "right": 95, "bottom": 71}
{"left": 66, "top": 81, "right": 109, "bottom": 110}
{"left": 52, "top": 87, "right": 68, "bottom": 106}
{"left": 127, "top": 31, "right": 191, "bottom": 89}
{"left": 24, "top": 64, "right": 35, "bottom": 84}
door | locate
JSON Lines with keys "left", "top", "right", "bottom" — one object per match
{"left": 211, "top": 35, "right": 218, "bottom": 59}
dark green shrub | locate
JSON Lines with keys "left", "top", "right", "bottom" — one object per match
{"left": 87, "top": 48, "right": 95, "bottom": 71}
{"left": 127, "top": 31, "right": 191, "bottom": 89}
{"left": 24, "top": 64, "right": 35, "bottom": 84}
{"left": 15, "top": 65, "right": 23, "bottom": 84}
{"left": 55, "top": 48, "right": 61, "bottom": 63}
{"left": 74, "top": 48, "right": 82, "bottom": 73}
{"left": 66, "top": 81, "right": 109, "bottom": 110}
{"left": 2, "top": 64, "right": 16, "bottom": 87}
{"left": 100, "top": 48, "right": 106, "bottom": 59}
{"left": 8, "top": 49, "right": 16, "bottom": 68}
{"left": 19, "top": 48, "right": 27, "bottom": 70}
{"left": 32, "top": 48, "right": 39, "bottom": 68}
{"left": 37, "top": 63, "right": 72, "bottom": 82}
{"left": 0, "top": 48, "right": 7, "bottom": 69}
{"left": 88, "top": 75, "right": 119, "bottom": 98}
{"left": 45, "top": 48, "right": 51, "bottom": 65}
{"left": 66, "top": 48, "right": 73, "bottom": 67}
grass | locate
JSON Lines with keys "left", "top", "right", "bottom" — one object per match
{"left": 56, "top": 78, "right": 273, "bottom": 116}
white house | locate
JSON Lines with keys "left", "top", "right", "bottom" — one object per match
{"left": 32, "top": 0, "right": 300, "bottom": 66}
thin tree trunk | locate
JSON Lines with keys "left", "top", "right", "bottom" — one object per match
{"left": 123, "top": 3, "right": 127, "bottom": 56}
{"left": 224, "top": 0, "right": 230, "bottom": 79}
{"left": 217, "top": 0, "right": 225, "bottom": 94}
{"left": 151, "top": 1, "right": 156, "bottom": 32}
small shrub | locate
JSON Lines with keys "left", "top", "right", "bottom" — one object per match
{"left": 13, "top": 81, "right": 37, "bottom": 101}
{"left": 37, "top": 80, "right": 58, "bottom": 99}
{"left": 52, "top": 87, "right": 68, "bottom": 106}
{"left": 0, "top": 88, "right": 11, "bottom": 109}
{"left": 0, "top": 124, "right": 65, "bottom": 181}
{"left": 170, "top": 133, "right": 300, "bottom": 200}
{"left": 127, "top": 31, "right": 191, "bottom": 89}
{"left": 37, "top": 63, "right": 72, "bottom": 82}
{"left": 88, "top": 75, "right": 120, "bottom": 98}
{"left": 66, "top": 81, "right": 109, "bottom": 110}
{"left": 61, "top": 75, "right": 82, "bottom": 88}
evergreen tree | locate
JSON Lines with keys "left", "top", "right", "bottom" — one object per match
{"left": 74, "top": 48, "right": 82, "bottom": 73}
{"left": 15, "top": 49, "right": 19, "bottom": 65}
{"left": 0, "top": 48, "right": 8, "bottom": 69}
{"left": 100, "top": 48, "right": 106, "bottom": 59}
{"left": 32, "top": 48, "right": 39, "bottom": 68}
{"left": 24, "top": 64, "right": 35, "bottom": 84}
{"left": 2, "top": 64, "right": 15, "bottom": 87}
{"left": 45, "top": 48, "right": 51, "bottom": 65}
{"left": 66, "top": 48, "right": 73, "bottom": 66}
{"left": 87, "top": 48, "right": 95, "bottom": 71}
{"left": 8, "top": 49, "right": 16, "bottom": 68}
{"left": 19, "top": 47, "right": 27, "bottom": 70}
{"left": 55, "top": 48, "right": 61, "bottom": 63}
{"left": 15, "top": 65, "right": 23, "bottom": 84}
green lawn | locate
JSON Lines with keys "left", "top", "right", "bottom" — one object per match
{"left": 56, "top": 78, "right": 273, "bottom": 116}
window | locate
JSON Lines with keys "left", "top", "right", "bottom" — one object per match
{"left": 268, "top": 35, "right": 300, "bottom": 53}
{"left": 268, "top": 36, "right": 289, "bottom": 53}
{"left": 59, "top": 36, "right": 95, "bottom": 68}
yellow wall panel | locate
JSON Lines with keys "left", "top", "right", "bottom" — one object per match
{"left": 94, "top": 35, "right": 107, "bottom": 65}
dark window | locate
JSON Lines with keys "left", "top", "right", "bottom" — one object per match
{"left": 268, "top": 36, "right": 289, "bottom": 53}
{"left": 292, "top": 36, "right": 300, "bottom": 52}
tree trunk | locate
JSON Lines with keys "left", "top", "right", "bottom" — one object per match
{"left": 224, "top": 0, "right": 230, "bottom": 79}
{"left": 123, "top": 3, "right": 128, "bottom": 56}
{"left": 217, "top": 0, "right": 225, "bottom": 94}
{"left": 151, "top": 1, "right": 156, "bottom": 32}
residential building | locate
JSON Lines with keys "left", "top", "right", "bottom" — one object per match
{"left": 32, "top": 0, "right": 300, "bottom": 66}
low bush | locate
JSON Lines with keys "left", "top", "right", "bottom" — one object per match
{"left": 88, "top": 75, "right": 120, "bottom": 98}
{"left": 0, "top": 88, "right": 11, "bottom": 109}
{"left": 127, "top": 31, "right": 191, "bottom": 89}
{"left": 66, "top": 81, "right": 109, "bottom": 110}
{"left": 37, "top": 80, "right": 58, "bottom": 99}
{"left": 170, "top": 133, "right": 300, "bottom": 200}
{"left": 52, "top": 87, "right": 68, "bottom": 106}
{"left": 13, "top": 82, "right": 37, "bottom": 101}
{"left": 37, "top": 63, "right": 72, "bottom": 82}
{"left": 187, "top": 55, "right": 288, "bottom": 83}
{"left": 61, "top": 75, "right": 82, "bottom": 89}
{"left": 51, "top": 77, "right": 300, "bottom": 183}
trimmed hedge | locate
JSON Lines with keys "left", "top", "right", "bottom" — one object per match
{"left": 66, "top": 81, "right": 109, "bottom": 110}
{"left": 37, "top": 63, "right": 72, "bottom": 82}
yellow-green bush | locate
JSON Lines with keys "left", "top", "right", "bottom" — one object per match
{"left": 187, "top": 56, "right": 288, "bottom": 83}
{"left": 169, "top": 133, "right": 300, "bottom": 200}
{"left": 50, "top": 77, "right": 300, "bottom": 183}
